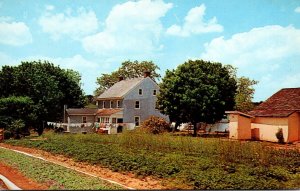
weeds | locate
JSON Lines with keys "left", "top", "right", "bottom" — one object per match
{"left": 0, "top": 148, "right": 123, "bottom": 190}
{"left": 5, "top": 131, "right": 300, "bottom": 189}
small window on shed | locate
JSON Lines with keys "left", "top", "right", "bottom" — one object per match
{"left": 135, "top": 101, "right": 140, "bottom": 109}
{"left": 139, "top": 89, "right": 143, "bottom": 95}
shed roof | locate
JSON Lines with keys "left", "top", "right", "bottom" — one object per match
{"left": 66, "top": 108, "right": 98, "bottom": 115}
{"left": 98, "top": 77, "right": 144, "bottom": 99}
{"left": 248, "top": 88, "right": 300, "bottom": 117}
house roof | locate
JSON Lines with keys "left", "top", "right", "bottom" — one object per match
{"left": 97, "top": 108, "right": 122, "bottom": 116}
{"left": 248, "top": 88, "right": 300, "bottom": 117}
{"left": 66, "top": 108, "right": 98, "bottom": 115}
{"left": 97, "top": 77, "right": 144, "bottom": 99}
{"left": 226, "top": 111, "right": 253, "bottom": 118}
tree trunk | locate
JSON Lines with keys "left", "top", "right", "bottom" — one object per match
{"left": 193, "top": 122, "right": 197, "bottom": 137}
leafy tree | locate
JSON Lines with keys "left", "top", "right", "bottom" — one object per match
{"left": 157, "top": 60, "right": 236, "bottom": 136}
{"left": 224, "top": 65, "right": 258, "bottom": 112}
{"left": 0, "top": 96, "right": 36, "bottom": 137}
{"left": 235, "top": 77, "right": 258, "bottom": 112}
{"left": 94, "top": 60, "right": 161, "bottom": 96}
{"left": 0, "top": 60, "right": 85, "bottom": 135}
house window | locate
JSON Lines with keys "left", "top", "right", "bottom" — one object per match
{"left": 139, "top": 89, "right": 142, "bottom": 95}
{"left": 97, "top": 117, "right": 100, "bottom": 122}
{"left": 134, "top": 116, "right": 140, "bottom": 126}
{"left": 110, "top": 101, "right": 113, "bottom": 108}
{"left": 117, "top": 100, "right": 121, "bottom": 108}
{"left": 153, "top": 89, "right": 157, "bottom": 96}
{"left": 112, "top": 118, "right": 117, "bottom": 124}
{"left": 82, "top": 116, "right": 87, "bottom": 123}
{"left": 105, "top": 117, "right": 109, "bottom": 123}
{"left": 103, "top": 101, "right": 106, "bottom": 108}
{"left": 135, "top": 101, "right": 140, "bottom": 109}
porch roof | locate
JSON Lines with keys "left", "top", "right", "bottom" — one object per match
{"left": 97, "top": 108, "right": 122, "bottom": 116}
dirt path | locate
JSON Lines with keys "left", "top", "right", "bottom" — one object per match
{"left": 0, "top": 143, "right": 166, "bottom": 190}
{"left": 0, "top": 162, "right": 48, "bottom": 190}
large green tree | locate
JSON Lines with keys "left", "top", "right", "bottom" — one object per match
{"left": 94, "top": 60, "right": 161, "bottom": 96}
{"left": 0, "top": 60, "right": 85, "bottom": 135}
{"left": 0, "top": 96, "right": 36, "bottom": 138}
{"left": 224, "top": 65, "right": 258, "bottom": 112}
{"left": 157, "top": 60, "right": 237, "bottom": 136}
{"left": 234, "top": 77, "right": 258, "bottom": 112}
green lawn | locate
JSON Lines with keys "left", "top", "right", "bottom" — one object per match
{"left": 5, "top": 130, "right": 300, "bottom": 189}
{"left": 0, "top": 147, "right": 123, "bottom": 190}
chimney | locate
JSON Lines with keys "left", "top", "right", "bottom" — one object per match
{"left": 118, "top": 76, "right": 124, "bottom": 81}
{"left": 143, "top": 71, "right": 151, "bottom": 78}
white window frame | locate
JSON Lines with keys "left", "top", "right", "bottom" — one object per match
{"left": 135, "top": 101, "right": 140, "bottom": 109}
{"left": 139, "top": 89, "right": 143, "bottom": 95}
{"left": 105, "top": 117, "right": 109, "bottom": 123}
{"left": 153, "top": 89, "right": 157, "bottom": 96}
{"left": 117, "top": 100, "right": 121, "bottom": 108}
{"left": 110, "top": 100, "right": 113, "bottom": 108}
{"left": 134, "top": 116, "right": 140, "bottom": 127}
{"left": 82, "top": 116, "right": 87, "bottom": 123}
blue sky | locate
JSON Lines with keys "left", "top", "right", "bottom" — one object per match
{"left": 0, "top": 0, "right": 300, "bottom": 101}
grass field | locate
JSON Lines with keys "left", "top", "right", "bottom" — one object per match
{"left": 0, "top": 147, "right": 123, "bottom": 190}
{"left": 5, "top": 130, "right": 300, "bottom": 189}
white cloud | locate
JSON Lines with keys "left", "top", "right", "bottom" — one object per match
{"left": 295, "top": 6, "right": 300, "bottom": 13}
{"left": 45, "top": 5, "right": 55, "bottom": 11}
{"left": 39, "top": 7, "right": 99, "bottom": 40}
{"left": 0, "top": 17, "right": 32, "bottom": 46}
{"left": 82, "top": 0, "right": 172, "bottom": 55}
{"left": 166, "top": 4, "right": 223, "bottom": 37}
{"left": 201, "top": 25, "right": 300, "bottom": 101}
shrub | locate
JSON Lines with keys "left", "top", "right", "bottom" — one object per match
{"left": 141, "top": 116, "right": 170, "bottom": 134}
{"left": 4, "top": 130, "right": 12, "bottom": 139}
{"left": 276, "top": 128, "right": 284, "bottom": 144}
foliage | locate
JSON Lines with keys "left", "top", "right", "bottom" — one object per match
{"left": 6, "top": 132, "right": 300, "bottom": 189}
{"left": 276, "top": 128, "right": 285, "bottom": 144}
{"left": 0, "top": 60, "right": 85, "bottom": 135}
{"left": 0, "top": 96, "right": 36, "bottom": 138}
{"left": 8, "top": 119, "right": 25, "bottom": 139}
{"left": 157, "top": 60, "right": 236, "bottom": 136}
{"left": 94, "top": 60, "right": 161, "bottom": 96}
{"left": 0, "top": 148, "right": 123, "bottom": 190}
{"left": 225, "top": 65, "right": 258, "bottom": 112}
{"left": 235, "top": 77, "right": 258, "bottom": 112}
{"left": 140, "top": 116, "right": 170, "bottom": 134}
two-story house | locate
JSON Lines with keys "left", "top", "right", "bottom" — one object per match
{"left": 96, "top": 72, "right": 168, "bottom": 130}
{"left": 65, "top": 72, "right": 168, "bottom": 133}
